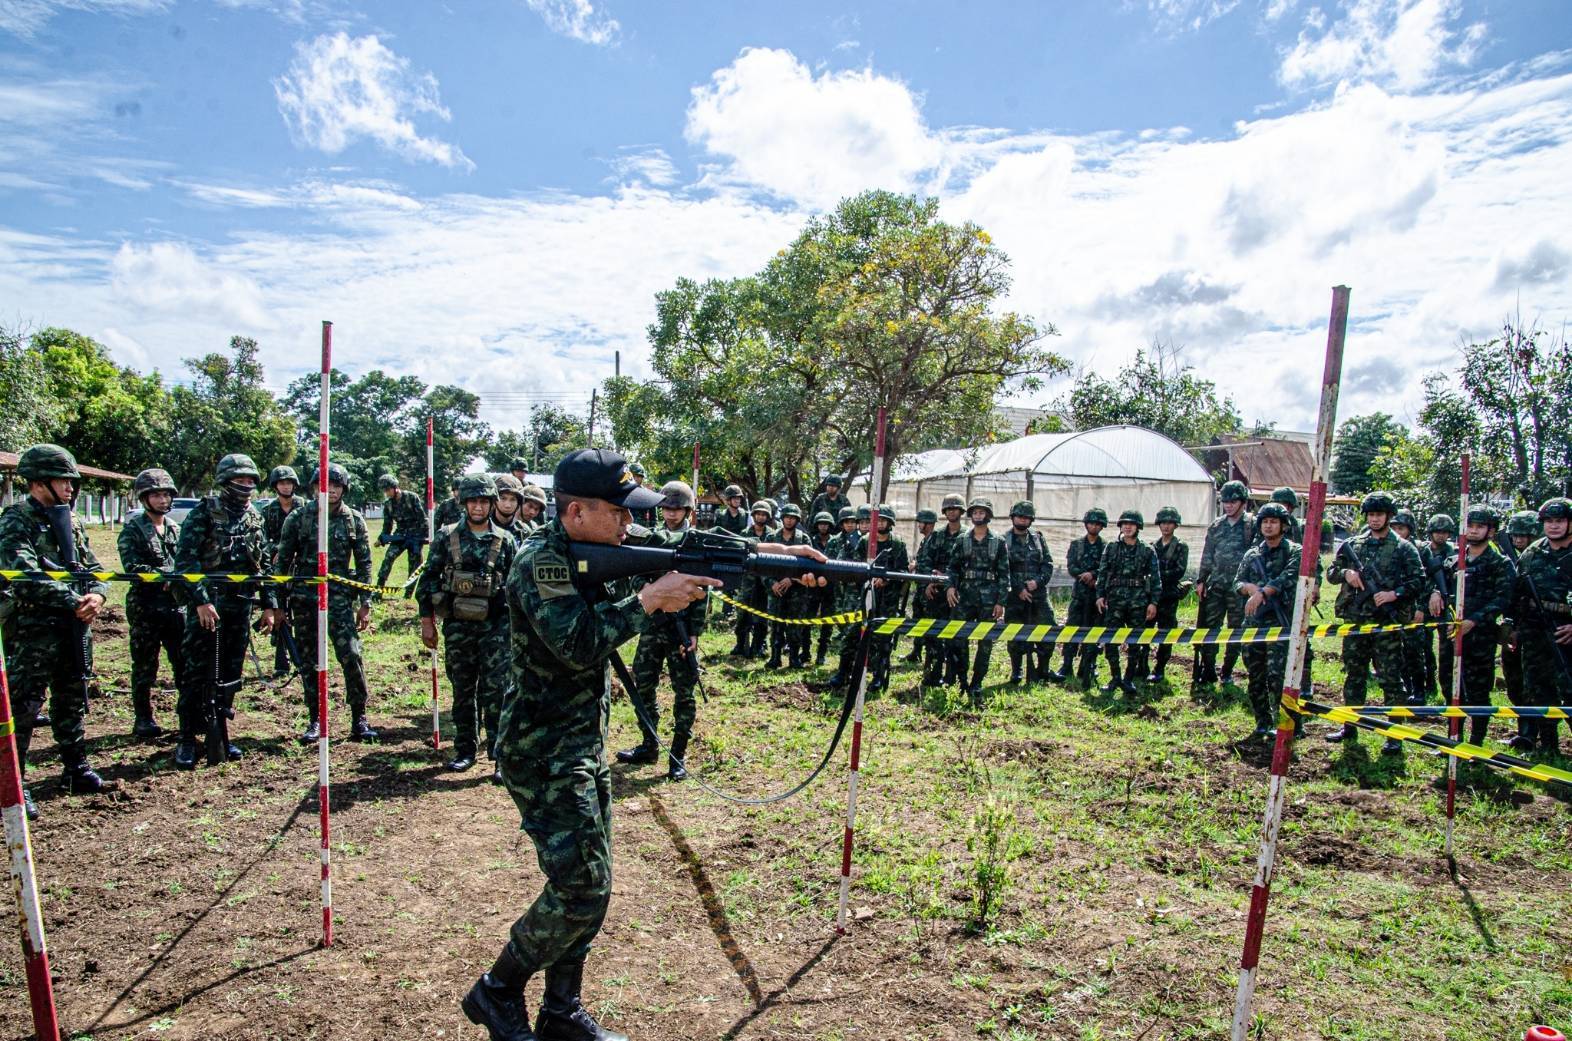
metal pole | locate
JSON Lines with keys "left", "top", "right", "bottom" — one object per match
{"left": 1231, "top": 286, "right": 1349, "bottom": 1039}
{"left": 837, "top": 406, "right": 887, "bottom": 932}
{"left": 587, "top": 389, "right": 598, "bottom": 446}
{"left": 427, "top": 417, "right": 441, "bottom": 752}
{"left": 0, "top": 629, "right": 61, "bottom": 1041}
{"left": 1446, "top": 453, "right": 1470, "bottom": 858}
{"left": 691, "top": 442, "right": 701, "bottom": 500}
{"left": 317, "top": 320, "right": 334, "bottom": 948}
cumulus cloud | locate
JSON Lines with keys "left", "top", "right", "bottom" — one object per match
{"left": 1494, "top": 240, "right": 1571, "bottom": 291}
{"left": 522, "top": 0, "right": 619, "bottom": 45}
{"left": 109, "top": 241, "right": 268, "bottom": 328}
{"left": 685, "top": 47, "right": 945, "bottom": 208}
{"left": 1279, "top": 0, "right": 1487, "bottom": 90}
{"left": 606, "top": 147, "right": 680, "bottom": 187}
{"left": 274, "top": 32, "right": 473, "bottom": 170}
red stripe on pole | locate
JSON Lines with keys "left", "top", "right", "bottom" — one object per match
{"left": 1240, "top": 885, "right": 1271, "bottom": 967}
{"left": 839, "top": 828, "right": 854, "bottom": 876}
{"left": 848, "top": 720, "right": 863, "bottom": 770}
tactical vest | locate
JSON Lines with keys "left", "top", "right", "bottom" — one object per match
{"left": 434, "top": 523, "right": 505, "bottom": 622}
{"left": 199, "top": 497, "right": 266, "bottom": 574}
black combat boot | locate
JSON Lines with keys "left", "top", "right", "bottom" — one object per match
{"left": 536, "top": 959, "right": 627, "bottom": 1041}
{"left": 967, "top": 659, "right": 988, "bottom": 708}
{"left": 132, "top": 689, "right": 163, "bottom": 740}
{"left": 174, "top": 732, "right": 199, "bottom": 770}
{"left": 21, "top": 787, "right": 38, "bottom": 820}
{"left": 462, "top": 946, "right": 536, "bottom": 1041}
{"left": 1100, "top": 655, "right": 1123, "bottom": 695}
{"left": 1507, "top": 717, "right": 1536, "bottom": 752}
{"left": 1007, "top": 649, "right": 1024, "bottom": 686}
{"left": 614, "top": 741, "right": 658, "bottom": 765}
{"left": 299, "top": 712, "right": 320, "bottom": 744}
{"left": 448, "top": 748, "right": 477, "bottom": 772}
{"left": 61, "top": 754, "right": 106, "bottom": 794}
{"left": 1380, "top": 737, "right": 1403, "bottom": 755}
{"left": 1538, "top": 719, "right": 1561, "bottom": 754}
{"left": 223, "top": 721, "right": 243, "bottom": 761}
{"left": 349, "top": 713, "right": 379, "bottom": 742}
{"left": 1324, "top": 723, "right": 1358, "bottom": 744}
{"left": 667, "top": 734, "right": 689, "bottom": 782}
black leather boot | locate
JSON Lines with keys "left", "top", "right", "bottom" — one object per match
{"left": 1324, "top": 723, "right": 1358, "bottom": 744}
{"left": 614, "top": 742, "right": 658, "bottom": 765}
{"left": 174, "top": 734, "right": 198, "bottom": 770}
{"left": 1007, "top": 650, "right": 1024, "bottom": 686}
{"left": 350, "top": 713, "right": 379, "bottom": 742}
{"left": 21, "top": 787, "right": 38, "bottom": 820}
{"left": 462, "top": 946, "right": 536, "bottom": 1041}
{"left": 448, "top": 748, "right": 477, "bottom": 771}
{"left": 300, "top": 714, "right": 320, "bottom": 744}
{"left": 1101, "top": 656, "right": 1123, "bottom": 694}
{"left": 667, "top": 735, "right": 689, "bottom": 782}
{"left": 61, "top": 756, "right": 106, "bottom": 794}
{"left": 132, "top": 689, "right": 162, "bottom": 740}
{"left": 536, "top": 959, "right": 626, "bottom": 1041}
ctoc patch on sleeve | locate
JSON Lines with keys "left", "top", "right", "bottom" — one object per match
{"left": 533, "top": 561, "right": 575, "bottom": 600}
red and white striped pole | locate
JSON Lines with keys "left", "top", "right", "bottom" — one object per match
{"left": 1231, "top": 286, "right": 1349, "bottom": 1039}
{"left": 837, "top": 406, "right": 887, "bottom": 932}
{"left": 0, "top": 630, "right": 61, "bottom": 1041}
{"left": 427, "top": 417, "right": 440, "bottom": 751}
{"left": 317, "top": 320, "right": 334, "bottom": 948}
{"left": 1445, "top": 453, "right": 1470, "bottom": 858}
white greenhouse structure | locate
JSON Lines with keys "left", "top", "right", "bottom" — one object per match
{"left": 858, "top": 425, "right": 1218, "bottom": 578}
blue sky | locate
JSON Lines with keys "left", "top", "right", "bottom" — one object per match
{"left": 2, "top": 0, "right": 1570, "bottom": 432}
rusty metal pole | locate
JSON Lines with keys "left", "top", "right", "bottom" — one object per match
{"left": 1231, "top": 286, "right": 1349, "bottom": 1039}
{"left": 1445, "top": 453, "right": 1470, "bottom": 857}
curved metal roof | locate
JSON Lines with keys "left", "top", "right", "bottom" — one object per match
{"left": 889, "top": 425, "right": 1213, "bottom": 484}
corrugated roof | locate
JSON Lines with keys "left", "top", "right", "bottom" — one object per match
{"left": 1207, "top": 435, "right": 1314, "bottom": 492}
{"left": 0, "top": 450, "right": 135, "bottom": 482}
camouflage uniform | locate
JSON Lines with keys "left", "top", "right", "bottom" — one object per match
{"left": 260, "top": 484, "right": 307, "bottom": 675}
{"left": 1095, "top": 516, "right": 1160, "bottom": 692}
{"left": 1234, "top": 523, "right": 1301, "bottom": 733}
{"left": 1390, "top": 510, "right": 1433, "bottom": 705}
{"left": 432, "top": 489, "right": 465, "bottom": 532}
{"left": 376, "top": 485, "right": 430, "bottom": 588}
{"left": 947, "top": 500, "right": 1010, "bottom": 703}
{"left": 117, "top": 506, "right": 185, "bottom": 735}
{"left": 809, "top": 514, "right": 838, "bottom": 665}
{"left": 1510, "top": 499, "right": 1572, "bottom": 753}
{"left": 766, "top": 507, "right": 812, "bottom": 668}
{"left": 833, "top": 507, "right": 907, "bottom": 694}
{"left": 809, "top": 487, "right": 851, "bottom": 524}
{"left": 1057, "top": 513, "right": 1108, "bottom": 686}
{"left": 917, "top": 504, "right": 965, "bottom": 685}
{"left": 1196, "top": 482, "right": 1256, "bottom": 684}
{"left": 0, "top": 492, "right": 110, "bottom": 781}
{"left": 1002, "top": 502, "right": 1054, "bottom": 684}
{"left": 1418, "top": 517, "right": 1456, "bottom": 703}
{"left": 417, "top": 498, "right": 516, "bottom": 765}
{"left": 1150, "top": 508, "right": 1190, "bottom": 681}
{"left": 274, "top": 493, "right": 376, "bottom": 731}
{"left": 1498, "top": 511, "right": 1538, "bottom": 743}
{"left": 1439, "top": 526, "right": 1515, "bottom": 746}
{"left": 731, "top": 505, "right": 777, "bottom": 658}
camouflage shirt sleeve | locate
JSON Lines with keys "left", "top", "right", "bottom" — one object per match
{"left": 416, "top": 527, "right": 448, "bottom": 617}
{"left": 1462, "top": 546, "right": 1513, "bottom": 625}
{"left": 513, "top": 545, "right": 652, "bottom": 670}
{"left": 351, "top": 512, "right": 372, "bottom": 605}
{"left": 1197, "top": 521, "right": 1217, "bottom": 586}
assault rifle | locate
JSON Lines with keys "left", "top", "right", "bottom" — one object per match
{"left": 379, "top": 531, "right": 429, "bottom": 548}
{"left": 1519, "top": 570, "right": 1572, "bottom": 688}
{"left": 43, "top": 505, "right": 95, "bottom": 713}
{"left": 1333, "top": 539, "right": 1402, "bottom": 622}
{"left": 566, "top": 528, "right": 944, "bottom": 595}
{"left": 1249, "top": 552, "right": 1290, "bottom": 627}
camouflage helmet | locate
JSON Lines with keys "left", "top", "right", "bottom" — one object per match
{"left": 1083, "top": 507, "right": 1108, "bottom": 525}
{"left": 1219, "top": 480, "right": 1249, "bottom": 503}
{"left": 915, "top": 508, "right": 938, "bottom": 525}
{"left": 722, "top": 483, "right": 744, "bottom": 500}
{"left": 1360, "top": 490, "right": 1397, "bottom": 515}
{"left": 823, "top": 474, "right": 843, "bottom": 487}
{"left": 1009, "top": 499, "right": 1036, "bottom": 519}
{"left": 377, "top": 473, "right": 399, "bottom": 490}
{"left": 508, "top": 457, "right": 529, "bottom": 472}
{"left": 1256, "top": 502, "right": 1292, "bottom": 525}
{"left": 1538, "top": 497, "right": 1572, "bottom": 522}
{"left": 1117, "top": 508, "right": 1144, "bottom": 530}
{"left": 16, "top": 443, "right": 81, "bottom": 482}
{"left": 322, "top": 462, "right": 351, "bottom": 489}
{"left": 877, "top": 503, "right": 896, "bottom": 523}
{"left": 1155, "top": 506, "right": 1182, "bottom": 525}
{"left": 659, "top": 480, "right": 695, "bottom": 510}
{"left": 750, "top": 499, "right": 774, "bottom": 517}
{"left": 1271, "top": 487, "right": 1299, "bottom": 509}
{"left": 1391, "top": 509, "right": 1418, "bottom": 533}
{"left": 450, "top": 474, "right": 462, "bottom": 490}
{"left": 133, "top": 467, "right": 177, "bottom": 501}
{"left": 1506, "top": 509, "right": 1541, "bottom": 537}
{"left": 837, "top": 506, "right": 856, "bottom": 522}
{"left": 813, "top": 510, "right": 835, "bottom": 526}
{"left": 1477, "top": 506, "right": 1501, "bottom": 529}
{"left": 1468, "top": 505, "right": 1503, "bottom": 529}
{"left": 1427, "top": 513, "right": 1456, "bottom": 535}
{"left": 940, "top": 493, "right": 966, "bottom": 512}
{"left": 458, "top": 474, "right": 497, "bottom": 501}
{"left": 967, "top": 497, "right": 994, "bottom": 519}
{"left": 216, "top": 453, "right": 261, "bottom": 484}
{"left": 494, "top": 473, "right": 525, "bottom": 500}
{"left": 521, "top": 483, "right": 548, "bottom": 507}
{"left": 780, "top": 502, "right": 803, "bottom": 520}
{"left": 267, "top": 465, "right": 299, "bottom": 490}
{"left": 856, "top": 504, "right": 872, "bottom": 520}
{"left": 628, "top": 462, "right": 647, "bottom": 478}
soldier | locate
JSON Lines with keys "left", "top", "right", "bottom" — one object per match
{"left": 274, "top": 463, "right": 379, "bottom": 743}
{"left": 1254, "top": 487, "right": 1303, "bottom": 543}
{"left": 1050, "top": 507, "right": 1109, "bottom": 687}
{"left": 1498, "top": 510, "right": 1538, "bottom": 746}
{"left": 493, "top": 474, "right": 532, "bottom": 540}
{"left": 810, "top": 511, "right": 838, "bottom": 665}
{"left": 1509, "top": 498, "right": 1572, "bottom": 755}
{"left": 1233, "top": 502, "right": 1301, "bottom": 742}
{"left": 919, "top": 494, "right": 967, "bottom": 686}
{"left": 945, "top": 498, "right": 1010, "bottom": 705}
{"left": 618, "top": 481, "right": 708, "bottom": 779}
{"left": 418, "top": 474, "right": 516, "bottom": 775}
{"left": 729, "top": 500, "right": 777, "bottom": 658}
{"left": 0, "top": 444, "right": 112, "bottom": 814}
{"left": 461, "top": 450, "right": 824, "bottom": 1041}
{"left": 1391, "top": 508, "right": 1432, "bottom": 705}
{"left": 1435, "top": 505, "right": 1515, "bottom": 748}
{"left": 260, "top": 465, "right": 305, "bottom": 677}
{"left": 809, "top": 475, "right": 851, "bottom": 523}
{"left": 1195, "top": 480, "right": 1256, "bottom": 687}
{"left": 715, "top": 485, "right": 749, "bottom": 536}
{"left": 855, "top": 503, "right": 872, "bottom": 541}
{"left": 902, "top": 508, "right": 940, "bottom": 664}
{"left": 830, "top": 504, "right": 908, "bottom": 695}
{"left": 1003, "top": 501, "right": 1054, "bottom": 685}
{"left": 171, "top": 453, "right": 274, "bottom": 770}
{"left": 117, "top": 467, "right": 185, "bottom": 740}
{"left": 767, "top": 503, "right": 812, "bottom": 668}
{"left": 1096, "top": 510, "right": 1160, "bottom": 696}
{"left": 627, "top": 462, "right": 657, "bottom": 528}
{"left": 1418, "top": 513, "right": 1458, "bottom": 704}
{"left": 375, "top": 474, "right": 430, "bottom": 589}
{"left": 520, "top": 484, "right": 549, "bottom": 533}
{"left": 509, "top": 456, "right": 530, "bottom": 486}
{"left": 432, "top": 476, "right": 465, "bottom": 531}
{"left": 1148, "top": 506, "right": 1191, "bottom": 683}
{"left": 1325, "top": 491, "right": 1426, "bottom": 752}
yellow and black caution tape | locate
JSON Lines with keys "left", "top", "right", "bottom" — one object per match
{"left": 1289, "top": 695, "right": 1572, "bottom": 788}
{"left": 713, "top": 590, "right": 863, "bottom": 627}
{"left": 866, "top": 617, "right": 1442, "bottom": 646}
{"left": 1, "top": 569, "right": 412, "bottom": 597}
{"left": 1349, "top": 704, "right": 1570, "bottom": 721}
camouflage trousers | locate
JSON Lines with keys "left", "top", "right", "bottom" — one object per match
{"left": 1004, "top": 596, "right": 1053, "bottom": 678}
{"left": 732, "top": 584, "right": 769, "bottom": 656}
{"left": 1339, "top": 628, "right": 1407, "bottom": 706}
{"left": 1101, "top": 598, "right": 1151, "bottom": 678}
{"left": 500, "top": 754, "right": 613, "bottom": 973}
{"left": 629, "top": 629, "right": 698, "bottom": 747}
{"left": 1510, "top": 627, "right": 1566, "bottom": 750}
{"left": 443, "top": 614, "right": 509, "bottom": 758}
{"left": 1435, "top": 624, "right": 1500, "bottom": 744}
{"left": 767, "top": 586, "right": 810, "bottom": 664}
{"left": 1243, "top": 635, "right": 1289, "bottom": 731}
{"left": 835, "top": 622, "right": 894, "bottom": 692}
{"left": 1152, "top": 598, "right": 1180, "bottom": 673}
{"left": 3, "top": 614, "right": 93, "bottom": 769}
{"left": 951, "top": 600, "right": 1000, "bottom": 690}
{"left": 126, "top": 594, "right": 185, "bottom": 701}
{"left": 1058, "top": 589, "right": 1103, "bottom": 680}
{"left": 1196, "top": 588, "right": 1246, "bottom": 677}
{"left": 177, "top": 597, "right": 252, "bottom": 739}
{"left": 375, "top": 540, "right": 424, "bottom": 588}
{"left": 288, "top": 595, "right": 369, "bottom": 715}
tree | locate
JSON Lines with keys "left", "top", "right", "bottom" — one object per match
{"left": 1058, "top": 340, "right": 1243, "bottom": 449}
{"left": 167, "top": 336, "right": 297, "bottom": 492}
{"left": 396, "top": 385, "right": 490, "bottom": 495}
{"left": 29, "top": 326, "right": 171, "bottom": 475}
{"left": 0, "top": 322, "right": 62, "bottom": 449}
{"left": 1329, "top": 412, "right": 1402, "bottom": 495}
{"left": 282, "top": 368, "right": 428, "bottom": 504}
{"left": 1366, "top": 425, "right": 1438, "bottom": 516}
{"left": 483, "top": 405, "right": 589, "bottom": 474}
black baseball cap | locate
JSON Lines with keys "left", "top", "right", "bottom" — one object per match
{"left": 555, "top": 449, "right": 664, "bottom": 509}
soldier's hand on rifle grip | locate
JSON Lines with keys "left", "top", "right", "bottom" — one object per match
{"left": 74, "top": 592, "right": 104, "bottom": 622}
{"left": 1343, "top": 568, "right": 1365, "bottom": 591}
{"left": 356, "top": 604, "right": 372, "bottom": 632}
{"left": 420, "top": 616, "right": 438, "bottom": 649}
{"left": 197, "top": 602, "right": 220, "bottom": 631}
{"left": 639, "top": 572, "right": 723, "bottom": 615}
{"left": 1556, "top": 623, "right": 1572, "bottom": 646}
{"left": 945, "top": 587, "right": 959, "bottom": 608}
{"left": 260, "top": 608, "right": 282, "bottom": 634}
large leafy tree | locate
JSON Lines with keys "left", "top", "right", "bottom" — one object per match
{"left": 484, "top": 405, "right": 590, "bottom": 475}
{"left": 167, "top": 336, "right": 297, "bottom": 492}
{"left": 396, "top": 385, "right": 490, "bottom": 495}
{"left": 0, "top": 323, "right": 63, "bottom": 450}
{"left": 29, "top": 326, "right": 171, "bottom": 476}
{"left": 1058, "top": 340, "right": 1245, "bottom": 450}
{"left": 1329, "top": 412, "right": 1403, "bottom": 496}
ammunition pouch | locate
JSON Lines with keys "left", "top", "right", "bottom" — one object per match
{"left": 434, "top": 525, "right": 503, "bottom": 622}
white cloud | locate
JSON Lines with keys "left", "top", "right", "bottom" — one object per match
{"left": 109, "top": 241, "right": 268, "bottom": 329}
{"left": 274, "top": 32, "right": 474, "bottom": 170}
{"left": 1279, "top": 0, "right": 1487, "bottom": 90}
{"left": 522, "top": 0, "right": 618, "bottom": 46}
{"left": 0, "top": 0, "right": 166, "bottom": 37}
{"left": 1142, "top": 0, "right": 1243, "bottom": 33}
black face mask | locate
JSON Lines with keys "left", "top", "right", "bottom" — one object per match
{"left": 221, "top": 481, "right": 253, "bottom": 511}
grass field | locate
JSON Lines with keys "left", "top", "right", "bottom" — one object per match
{"left": 1, "top": 526, "right": 1569, "bottom": 1041}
